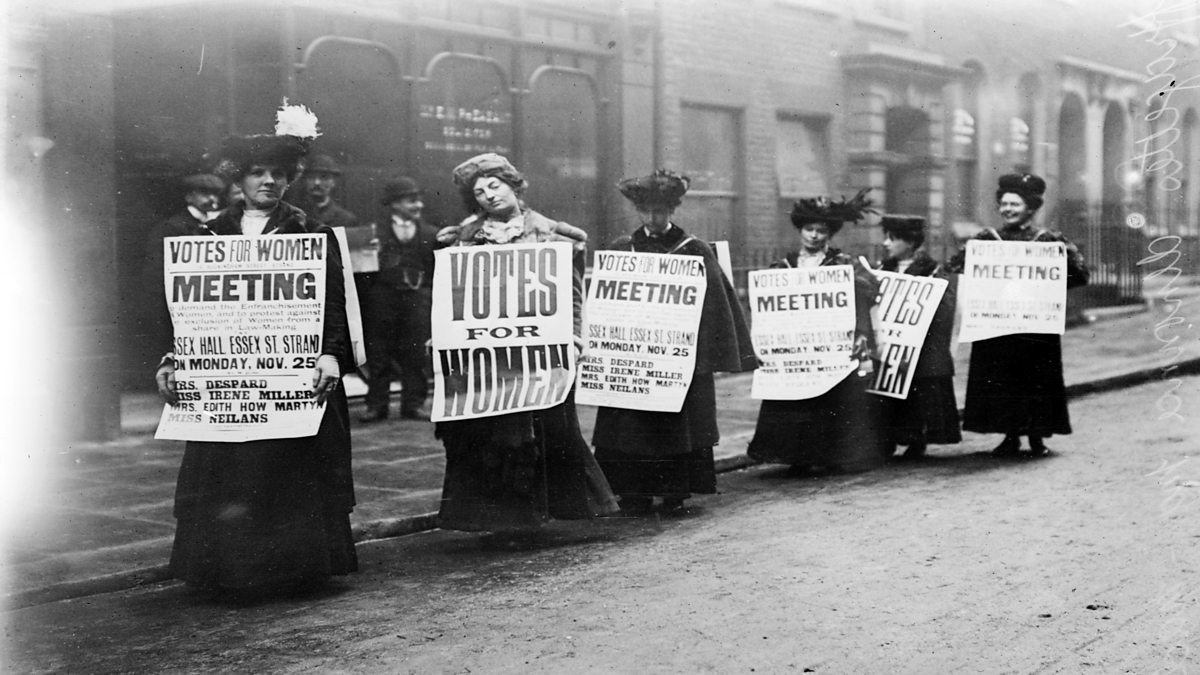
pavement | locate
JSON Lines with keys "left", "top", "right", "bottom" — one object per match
{"left": 9, "top": 372, "right": 1200, "bottom": 673}
{"left": 3, "top": 273, "right": 1198, "bottom": 611}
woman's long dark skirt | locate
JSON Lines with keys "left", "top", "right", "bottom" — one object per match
{"left": 169, "top": 390, "right": 357, "bottom": 591}
{"left": 747, "top": 373, "right": 890, "bottom": 472}
{"left": 593, "top": 374, "right": 719, "bottom": 499}
{"left": 889, "top": 375, "right": 963, "bottom": 446}
{"left": 437, "top": 392, "right": 618, "bottom": 533}
{"left": 963, "top": 333, "right": 1071, "bottom": 436}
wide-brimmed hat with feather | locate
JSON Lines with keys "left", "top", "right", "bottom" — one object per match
{"left": 218, "top": 100, "right": 321, "bottom": 181}
{"left": 789, "top": 187, "right": 876, "bottom": 233}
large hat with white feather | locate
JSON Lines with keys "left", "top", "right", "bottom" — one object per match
{"left": 218, "top": 100, "right": 321, "bottom": 181}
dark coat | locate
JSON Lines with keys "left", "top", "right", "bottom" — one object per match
{"left": 359, "top": 214, "right": 442, "bottom": 412}
{"left": 878, "top": 250, "right": 962, "bottom": 446}
{"left": 435, "top": 210, "right": 618, "bottom": 531}
{"left": 370, "top": 214, "right": 440, "bottom": 291}
{"left": 141, "top": 209, "right": 215, "bottom": 366}
{"left": 747, "top": 246, "right": 890, "bottom": 471}
{"left": 592, "top": 224, "right": 755, "bottom": 498}
{"left": 593, "top": 224, "right": 756, "bottom": 457}
{"left": 300, "top": 198, "right": 359, "bottom": 231}
{"left": 167, "top": 200, "right": 358, "bottom": 589}
{"left": 946, "top": 223, "right": 1089, "bottom": 436}
{"left": 143, "top": 209, "right": 215, "bottom": 302}
{"left": 879, "top": 250, "right": 955, "bottom": 378}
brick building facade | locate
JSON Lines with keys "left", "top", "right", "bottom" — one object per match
{"left": 7, "top": 0, "right": 1196, "bottom": 438}
{"left": 636, "top": 0, "right": 1199, "bottom": 305}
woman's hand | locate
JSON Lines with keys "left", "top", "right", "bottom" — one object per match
{"left": 851, "top": 334, "right": 872, "bottom": 361}
{"left": 858, "top": 255, "right": 879, "bottom": 275}
{"left": 155, "top": 363, "right": 178, "bottom": 405}
{"left": 436, "top": 224, "right": 464, "bottom": 244}
{"left": 312, "top": 354, "right": 341, "bottom": 405}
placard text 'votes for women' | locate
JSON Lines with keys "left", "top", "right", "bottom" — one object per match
{"left": 749, "top": 265, "right": 858, "bottom": 400}
{"left": 576, "top": 251, "right": 707, "bottom": 412}
{"left": 958, "top": 239, "right": 1067, "bottom": 343}
{"left": 866, "top": 270, "right": 948, "bottom": 399}
{"left": 156, "top": 234, "right": 327, "bottom": 442}
{"left": 430, "top": 242, "right": 576, "bottom": 422}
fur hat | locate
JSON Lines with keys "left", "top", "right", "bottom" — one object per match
{"left": 181, "top": 173, "right": 224, "bottom": 192}
{"left": 995, "top": 173, "right": 1046, "bottom": 210}
{"left": 451, "top": 153, "right": 527, "bottom": 214}
{"left": 219, "top": 101, "right": 320, "bottom": 182}
{"left": 381, "top": 176, "right": 422, "bottom": 205}
{"left": 790, "top": 188, "right": 876, "bottom": 233}
{"left": 880, "top": 214, "right": 926, "bottom": 245}
{"left": 617, "top": 169, "right": 690, "bottom": 210}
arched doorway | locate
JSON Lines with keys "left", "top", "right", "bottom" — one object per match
{"left": 523, "top": 67, "right": 601, "bottom": 240}
{"left": 296, "top": 37, "right": 407, "bottom": 221}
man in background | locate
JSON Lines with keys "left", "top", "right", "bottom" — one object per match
{"left": 138, "top": 172, "right": 224, "bottom": 375}
{"left": 359, "top": 177, "right": 439, "bottom": 422}
{"left": 158, "top": 173, "right": 223, "bottom": 237}
{"left": 297, "top": 154, "right": 358, "bottom": 230}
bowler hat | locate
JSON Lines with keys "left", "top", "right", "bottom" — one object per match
{"left": 381, "top": 176, "right": 422, "bottom": 205}
{"left": 617, "top": 169, "right": 690, "bottom": 210}
{"left": 305, "top": 154, "right": 343, "bottom": 176}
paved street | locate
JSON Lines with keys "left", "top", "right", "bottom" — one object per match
{"left": 5, "top": 375, "right": 1199, "bottom": 673}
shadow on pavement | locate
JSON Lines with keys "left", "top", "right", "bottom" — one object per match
{"left": 745, "top": 446, "right": 1037, "bottom": 488}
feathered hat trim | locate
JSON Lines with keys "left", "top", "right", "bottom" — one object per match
{"left": 617, "top": 169, "right": 690, "bottom": 209}
{"left": 789, "top": 187, "right": 877, "bottom": 233}
{"left": 219, "top": 100, "right": 320, "bottom": 179}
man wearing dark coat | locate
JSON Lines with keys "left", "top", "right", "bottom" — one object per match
{"left": 139, "top": 173, "right": 223, "bottom": 373}
{"left": 294, "top": 154, "right": 359, "bottom": 230}
{"left": 158, "top": 173, "right": 224, "bottom": 236}
{"left": 358, "top": 176, "right": 440, "bottom": 422}
{"left": 592, "top": 169, "right": 757, "bottom": 514}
